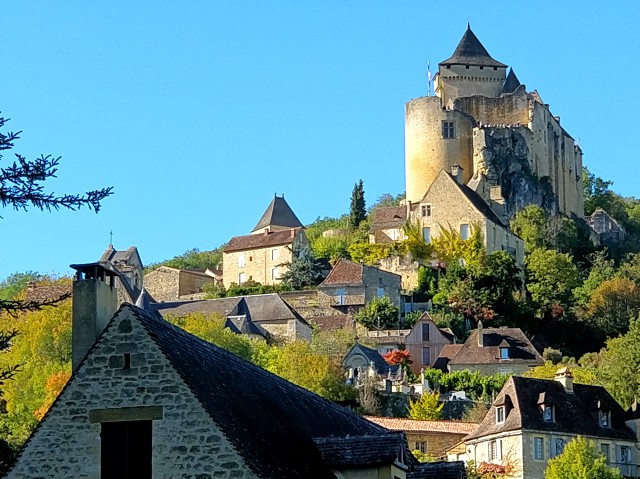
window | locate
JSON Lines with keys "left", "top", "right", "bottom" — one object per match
{"left": 496, "top": 406, "right": 505, "bottom": 424}
{"left": 271, "top": 267, "right": 280, "bottom": 280}
{"left": 237, "top": 253, "right": 246, "bottom": 268}
{"left": 415, "top": 441, "right": 427, "bottom": 453}
{"left": 500, "top": 347, "right": 509, "bottom": 359}
{"left": 442, "top": 121, "right": 455, "bottom": 139}
{"left": 238, "top": 272, "right": 246, "bottom": 284}
{"left": 421, "top": 204, "right": 432, "bottom": 217}
{"left": 620, "top": 446, "right": 631, "bottom": 464}
{"left": 599, "top": 410, "right": 610, "bottom": 428}
{"left": 422, "top": 347, "right": 430, "bottom": 365}
{"left": 271, "top": 248, "right": 279, "bottom": 261}
{"left": 422, "top": 323, "right": 430, "bottom": 341}
{"left": 543, "top": 405, "right": 554, "bottom": 422}
{"left": 377, "top": 287, "right": 384, "bottom": 298}
{"left": 101, "top": 420, "right": 152, "bottom": 479}
{"left": 489, "top": 440, "right": 500, "bottom": 461}
{"left": 601, "top": 443, "right": 610, "bottom": 463}
{"left": 460, "top": 224, "right": 470, "bottom": 240}
{"left": 534, "top": 437, "right": 544, "bottom": 460}
{"left": 423, "top": 227, "right": 431, "bottom": 244}
{"left": 554, "top": 438, "right": 565, "bottom": 457}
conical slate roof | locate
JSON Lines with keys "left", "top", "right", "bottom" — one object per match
{"left": 501, "top": 68, "right": 521, "bottom": 94}
{"left": 440, "top": 25, "right": 507, "bottom": 68}
{"left": 252, "top": 195, "right": 303, "bottom": 232}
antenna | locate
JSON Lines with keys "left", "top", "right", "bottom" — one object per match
{"left": 109, "top": 230, "right": 113, "bottom": 246}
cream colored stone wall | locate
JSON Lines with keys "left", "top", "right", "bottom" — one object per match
{"left": 362, "top": 267, "right": 402, "bottom": 310}
{"left": 7, "top": 309, "right": 259, "bottom": 479}
{"left": 405, "top": 96, "right": 475, "bottom": 203}
{"left": 406, "top": 431, "right": 469, "bottom": 459}
{"left": 468, "top": 432, "right": 524, "bottom": 479}
{"left": 436, "top": 64, "right": 506, "bottom": 105}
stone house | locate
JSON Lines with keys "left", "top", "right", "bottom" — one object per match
{"left": 366, "top": 313, "right": 455, "bottom": 375}
{"left": 143, "top": 266, "right": 219, "bottom": 302}
{"left": 463, "top": 369, "right": 640, "bottom": 479}
{"left": 223, "top": 195, "right": 308, "bottom": 288}
{"left": 317, "top": 258, "right": 402, "bottom": 313}
{"left": 588, "top": 208, "right": 626, "bottom": 246}
{"left": 150, "top": 292, "right": 312, "bottom": 343}
{"left": 365, "top": 416, "right": 478, "bottom": 460}
{"left": 99, "top": 244, "right": 144, "bottom": 304}
{"left": 370, "top": 206, "right": 407, "bottom": 244}
{"left": 443, "top": 322, "right": 543, "bottom": 376}
{"left": 7, "top": 262, "right": 467, "bottom": 479}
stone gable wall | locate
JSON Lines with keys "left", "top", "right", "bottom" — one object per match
{"left": 7, "top": 309, "right": 258, "bottom": 479}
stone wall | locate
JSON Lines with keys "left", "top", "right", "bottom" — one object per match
{"left": 7, "top": 309, "right": 258, "bottom": 479}
{"left": 406, "top": 431, "right": 469, "bottom": 460}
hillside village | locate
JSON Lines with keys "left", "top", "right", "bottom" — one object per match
{"left": 4, "top": 26, "right": 640, "bottom": 479}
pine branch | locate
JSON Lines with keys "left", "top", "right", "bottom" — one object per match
{"left": 0, "top": 292, "right": 72, "bottom": 316}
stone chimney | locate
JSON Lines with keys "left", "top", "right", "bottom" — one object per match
{"left": 554, "top": 366, "right": 574, "bottom": 394}
{"left": 477, "top": 320, "right": 484, "bottom": 347}
{"left": 451, "top": 164, "right": 464, "bottom": 184}
{"left": 70, "top": 263, "right": 118, "bottom": 371}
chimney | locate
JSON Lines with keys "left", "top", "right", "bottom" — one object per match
{"left": 70, "top": 263, "right": 118, "bottom": 371}
{"left": 554, "top": 367, "right": 574, "bottom": 394}
{"left": 451, "top": 164, "right": 464, "bottom": 184}
{"left": 477, "top": 320, "right": 484, "bottom": 347}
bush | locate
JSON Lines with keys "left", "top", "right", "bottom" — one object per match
{"left": 354, "top": 296, "right": 399, "bottom": 330}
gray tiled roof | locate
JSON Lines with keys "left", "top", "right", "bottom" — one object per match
{"left": 252, "top": 195, "right": 303, "bottom": 233}
{"left": 501, "top": 68, "right": 521, "bottom": 94}
{"left": 344, "top": 343, "right": 399, "bottom": 375}
{"left": 440, "top": 26, "right": 506, "bottom": 68}
{"left": 130, "top": 305, "right": 391, "bottom": 478}
{"left": 466, "top": 376, "right": 636, "bottom": 442}
{"left": 408, "top": 461, "right": 467, "bottom": 479}
{"left": 314, "top": 432, "right": 408, "bottom": 469}
{"left": 371, "top": 206, "right": 407, "bottom": 229}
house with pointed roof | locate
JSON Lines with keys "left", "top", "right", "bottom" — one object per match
{"left": 343, "top": 342, "right": 399, "bottom": 381}
{"left": 223, "top": 195, "right": 308, "bottom": 288}
{"left": 463, "top": 369, "right": 640, "bottom": 479}
{"left": 6, "top": 262, "right": 468, "bottom": 479}
{"left": 440, "top": 322, "right": 543, "bottom": 376}
{"left": 405, "top": 25, "right": 584, "bottom": 222}
{"left": 99, "top": 244, "right": 144, "bottom": 303}
{"left": 317, "top": 258, "right": 402, "bottom": 313}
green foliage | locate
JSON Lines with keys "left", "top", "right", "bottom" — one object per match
{"left": 523, "top": 361, "right": 599, "bottom": 386}
{"left": 201, "top": 281, "right": 227, "bottom": 298}
{"left": 353, "top": 296, "right": 399, "bottom": 330}
{"left": 348, "top": 242, "right": 407, "bottom": 265}
{"left": 225, "top": 280, "right": 289, "bottom": 297}
{"left": 403, "top": 311, "right": 424, "bottom": 329}
{"left": 526, "top": 249, "right": 579, "bottom": 311}
{"left": 278, "top": 247, "right": 325, "bottom": 290}
{"left": 309, "top": 234, "right": 351, "bottom": 262}
{"left": 403, "top": 220, "right": 433, "bottom": 261}
{"left": 305, "top": 215, "right": 349, "bottom": 242}
{"left": 583, "top": 168, "right": 626, "bottom": 220}
{"left": 408, "top": 392, "right": 444, "bottom": 420}
{"left": 421, "top": 369, "right": 509, "bottom": 401}
{"left": 369, "top": 192, "right": 405, "bottom": 212}
{"left": 510, "top": 205, "right": 549, "bottom": 252}
{"left": 147, "top": 247, "right": 222, "bottom": 272}
{"left": 583, "top": 277, "right": 640, "bottom": 337}
{"left": 431, "top": 222, "right": 485, "bottom": 266}
{"left": 349, "top": 179, "right": 366, "bottom": 229}
{"left": 573, "top": 251, "right": 615, "bottom": 306}
{"left": 0, "top": 273, "right": 43, "bottom": 301}
{"left": 545, "top": 436, "right": 622, "bottom": 479}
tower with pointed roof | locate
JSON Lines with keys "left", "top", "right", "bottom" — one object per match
{"left": 404, "top": 25, "right": 584, "bottom": 223}
{"left": 251, "top": 194, "right": 303, "bottom": 234}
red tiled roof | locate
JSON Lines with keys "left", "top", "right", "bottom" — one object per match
{"left": 23, "top": 283, "right": 73, "bottom": 303}
{"left": 224, "top": 228, "right": 301, "bottom": 253}
{"left": 365, "top": 416, "right": 478, "bottom": 435}
{"left": 319, "top": 259, "right": 364, "bottom": 286}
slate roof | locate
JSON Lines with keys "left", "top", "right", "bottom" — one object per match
{"left": 99, "top": 245, "right": 142, "bottom": 266}
{"left": 314, "top": 432, "right": 408, "bottom": 469}
{"left": 440, "top": 26, "right": 507, "bottom": 68}
{"left": 371, "top": 206, "right": 407, "bottom": 229}
{"left": 448, "top": 327, "right": 543, "bottom": 367}
{"left": 23, "top": 282, "right": 72, "bottom": 304}
{"left": 433, "top": 344, "right": 464, "bottom": 372}
{"left": 118, "top": 305, "right": 392, "bottom": 479}
{"left": 501, "top": 68, "right": 521, "bottom": 94}
{"left": 365, "top": 417, "right": 478, "bottom": 435}
{"left": 224, "top": 228, "right": 301, "bottom": 253}
{"left": 408, "top": 461, "right": 468, "bottom": 479}
{"left": 319, "top": 258, "right": 364, "bottom": 286}
{"left": 252, "top": 195, "right": 303, "bottom": 233}
{"left": 466, "top": 375, "right": 636, "bottom": 442}
{"left": 344, "top": 343, "right": 398, "bottom": 375}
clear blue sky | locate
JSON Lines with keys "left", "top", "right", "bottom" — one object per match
{"left": 1, "top": 1, "right": 638, "bottom": 280}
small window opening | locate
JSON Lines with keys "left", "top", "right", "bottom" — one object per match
{"left": 124, "top": 353, "right": 131, "bottom": 369}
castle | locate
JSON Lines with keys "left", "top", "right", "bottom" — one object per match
{"left": 404, "top": 25, "right": 584, "bottom": 224}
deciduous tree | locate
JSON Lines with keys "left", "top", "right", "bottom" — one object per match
{"left": 545, "top": 436, "right": 622, "bottom": 479}
{"left": 408, "top": 392, "right": 444, "bottom": 420}
{"left": 354, "top": 296, "right": 399, "bottom": 330}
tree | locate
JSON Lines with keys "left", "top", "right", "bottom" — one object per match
{"left": 278, "top": 247, "right": 325, "bottom": 290}
{"left": 526, "top": 249, "right": 579, "bottom": 313}
{"left": 584, "top": 277, "right": 640, "bottom": 337}
{"left": 510, "top": 205, "right": 549, "bottom": 252}
{"left": 545, "top": 436, "right": 622, "bottom": 479}
{"left": 349, "top": 179, "right": 366, "bottom": 229}
{"left": 408, "top": 392, "right": 444, "bottom": 420}
{"left": 353, "top": 296, "right": 399, "bottom": 330}
{"left": 147, "top": 247, "right": 222, "bottom": 272}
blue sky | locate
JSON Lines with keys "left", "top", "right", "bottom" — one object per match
{"left": 1, "top": 1, "right": 638, "bottom": 280}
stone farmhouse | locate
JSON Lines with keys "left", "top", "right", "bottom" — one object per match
{"left": 7, "top": 262, "right": 469, "bottom": 478}
{"left": 317, "top": 258, "right": 402, "bottom": 314}
{"left": 438, "top": 322, "right": 543, "bottom": 376}
{"left": 223, "top": 195, "right": 308, "bottom": 288}
{"left": 366, "top": 416, "right": 478, "bottom": 461}
{"left": 144, "top": 266, "right": 220, "bottom": 302}
{"left": 463, "top": 368, "right": 640, "bottom": 479}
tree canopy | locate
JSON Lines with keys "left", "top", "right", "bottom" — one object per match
{"left": 545, "top": 436, "right": 622, "bottom": 479}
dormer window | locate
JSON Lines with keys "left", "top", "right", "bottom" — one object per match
{"left": 500, "top": 347, "right": 509, "bottom": 359}
{"left": 599, "top": 410, "right": 611, "bottom": 428}
{"left": 496, "top": 406, "right": 505, "bottom": 424}
{"left": 543, "top": 405, "right": 554, "bottom": 422}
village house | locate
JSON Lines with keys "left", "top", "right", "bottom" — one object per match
{"left": 143, "top": 265, "right": 220, "bottom": 302}
{"left": 463, "top": 368, "right": 640, "bottom": 479}
{"left": 223, "top": 195, "right": 308, "bottom": 288}
{"left": 366, "top": 313, "right": 455, "bottom": 375}
{"left": 317, "top": 258, "right": 402, "bottom": 314}
{"left": 6, "top": 262, "right": 467, "bottom": 479}
{"left": 366, "top": 416, "right": 478, "bottom": 461}
{"left": 439, "top": 322, "right": 543, "bottom": 376}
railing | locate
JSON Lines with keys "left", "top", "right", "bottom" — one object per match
{"left": 366, "top": 329, "right": 411, "bottom": 338}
